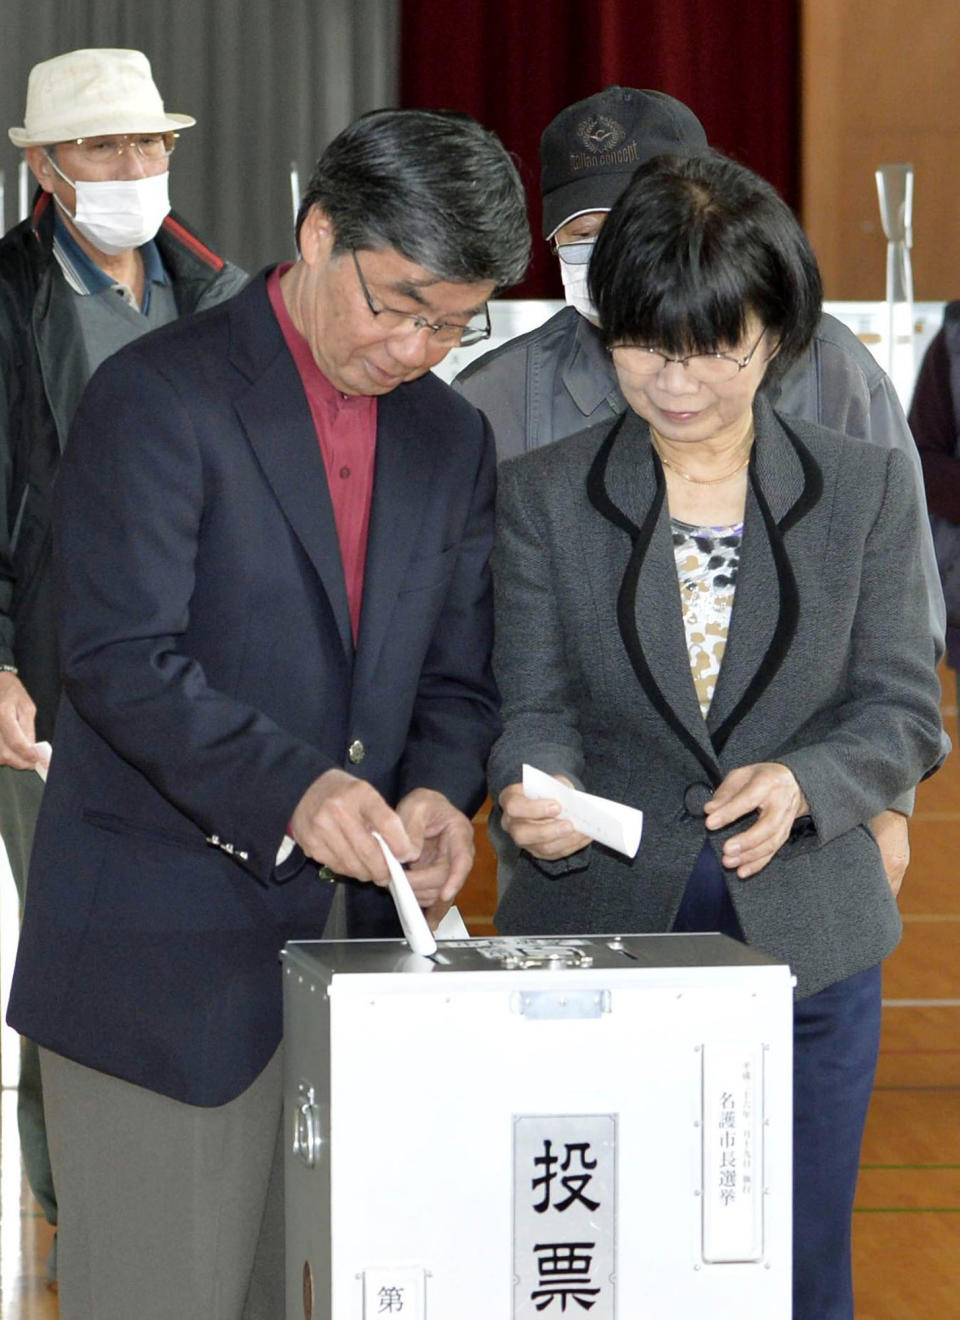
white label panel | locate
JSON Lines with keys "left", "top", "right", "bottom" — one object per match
{"left": 702, "top": 1044, "right": 764, "bottom": 1262}
{"left": 513, "top": 1113, "right": 616, "bottom": 1317}
{"left": 362, "top": 1266, "right": 425, "bottom": 1318}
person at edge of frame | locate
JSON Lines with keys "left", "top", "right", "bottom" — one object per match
{"left": 909, "top": 302, "right": 960, "bottom": 693}
{"left": 0, "top": 46, "right": 247, "bottom": 1282}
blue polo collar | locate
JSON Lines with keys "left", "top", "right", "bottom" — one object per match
{"left": 52, "top": 210, "right": 168, "bottom": 313}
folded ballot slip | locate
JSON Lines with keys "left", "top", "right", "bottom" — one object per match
{"left": 371, "top": 833, "right": 471, "bottom": 950}
{"left": 32, "top": 740, "right": 52, "bottom": 782}
{"left": 522, "top": 763, "right": 643, "bottom": 859}
{"left": 434, "top": 905, "right": 470, "bottom": 939}
{"left": 372, "top": 830, "right": 438, "bottom": 957}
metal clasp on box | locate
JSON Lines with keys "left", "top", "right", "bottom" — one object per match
{"left": 513, "top": 989, "right": 611, "bottom": 1020}
{"left": 292, "top": 1081, "right": 323, "bottom": 1168}
{"left": 498, "top": 945, "right": 594, "bottom": 971}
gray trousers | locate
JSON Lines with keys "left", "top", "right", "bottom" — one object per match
{"left": 0, "top": 764, "right": 56, "bottom": 1224}
{"left": 40, "top": 1045, "right": 285, "bottom": 1320}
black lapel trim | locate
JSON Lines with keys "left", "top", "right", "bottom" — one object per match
{"left": 585, "top": 411, "right": 635, "bottom": 535}
{"left": 777, "top": 416, "right": 825, "bottom": 534}
{"left": 586, "top": 419, "right": 721, "bottom": 785}
{"left": 710, "top": 422, "right": 823, "bottom": 753}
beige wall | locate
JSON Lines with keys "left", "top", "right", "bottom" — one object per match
{"left": 802, "top": 0, "right": 960, "bottom": 299}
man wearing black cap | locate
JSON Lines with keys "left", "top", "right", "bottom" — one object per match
{"left": 456, "top": 87, "right": 929, "bottom": 485}
{"left": 539, "top": 86, "right": 707, "bottom": 325}
{"left": 456, "top": 85, "right": 941, "bottom": 907}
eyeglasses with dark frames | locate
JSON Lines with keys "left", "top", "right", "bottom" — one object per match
{"left": 351, "top": 249, "right": 491, "bottom": 347}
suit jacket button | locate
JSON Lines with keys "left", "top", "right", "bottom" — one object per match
{"left": 347, "top": 739, "right": 365, "bottom": 764}
{"left": 683, "top": 782, "right": 714, "bottom": 816}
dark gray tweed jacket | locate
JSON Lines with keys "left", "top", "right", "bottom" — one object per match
{"left": 488, "top": 397, "right": 947, "bottom": 998}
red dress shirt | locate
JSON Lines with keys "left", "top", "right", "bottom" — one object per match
{"left": 267, "top": 265, "right": 376, "bottom": 642}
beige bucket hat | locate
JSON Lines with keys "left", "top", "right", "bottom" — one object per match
{"left": 9, "top": 47, "right": 195, "bottom": 147}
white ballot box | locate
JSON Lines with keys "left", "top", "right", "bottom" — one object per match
{"left": 282, "top": 933, "right": 794, "bottom": 1319}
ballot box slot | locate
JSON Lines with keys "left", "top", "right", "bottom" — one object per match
{"left": 606, "top": 936, "right": 639, "bottom": 960}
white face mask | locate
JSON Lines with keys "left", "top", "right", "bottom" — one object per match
{"left": 553, "top": 211, "right": 607, "bottom": 325}
{"left": 558, "top": 255, "right": 599, "bottom": 324}
{"left": 47, "top": 154, "right": 170, "bottom": 256}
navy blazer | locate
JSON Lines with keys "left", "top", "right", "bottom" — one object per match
{"left": 8, "top": 273, "right": 499, "bottom": 1104}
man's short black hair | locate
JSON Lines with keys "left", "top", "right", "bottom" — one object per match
{"left": 589, "top": 149, "right": 822, "bottom": 369}
{"left": 296, "top": 108, "right": 530, "bottom": 291}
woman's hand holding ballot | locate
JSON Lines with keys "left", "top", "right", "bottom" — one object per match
{"left": 499, "top": 777, "right": 592, "bottom": 861}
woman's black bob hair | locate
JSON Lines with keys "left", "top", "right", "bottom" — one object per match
{"left": 589, "top": 148, "right": 823, "bottom": 371}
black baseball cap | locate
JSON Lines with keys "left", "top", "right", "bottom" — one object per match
{"left": 540, "top": 86, "right": 708, "bottom": 238}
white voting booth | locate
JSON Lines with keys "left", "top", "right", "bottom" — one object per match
{"left": 282, "top": 932, "right": 794, "bottom": 1319}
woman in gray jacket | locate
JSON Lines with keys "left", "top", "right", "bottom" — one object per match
{"left": 488, "top": 149, "right": 945, "bottom": 1320}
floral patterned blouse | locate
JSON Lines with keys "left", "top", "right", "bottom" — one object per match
{"left": 670, "top": 518, "right": 743, "bottom": 716}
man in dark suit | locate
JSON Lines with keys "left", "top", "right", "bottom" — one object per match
{"left": 7, "top": 108, "right": 530, "bottom": 1319}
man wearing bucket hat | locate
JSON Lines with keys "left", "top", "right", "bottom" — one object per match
{"left": 0, "top": 47, "right": 246, "bottom": 1269}
{"left": 455, "top": 85, "right": 941, "bottom": 903}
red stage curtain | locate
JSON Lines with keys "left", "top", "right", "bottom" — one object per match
{"left": 400, "top": 0, "right": 799, "bottom": 297}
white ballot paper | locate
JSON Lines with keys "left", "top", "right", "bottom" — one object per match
{"left": 32, "top": 740, "right": 52, "bottom": 782}
{"left": 434, "top": 905, "right": 470, "bottom": 940}
{"left": 372, "top": 830, "right": 438, "bottom": 957}
{"left": 522, "top": 763, "right": 643, "bottom": 858}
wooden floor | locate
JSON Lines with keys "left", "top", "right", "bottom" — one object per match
{"left": 1, "top": 688, "right": 958, "bottom": 1317}
{"left": 851, "top": 680, "right": 960, "bottom": 1317}
{"left": 0, "top": 1088, "right": 56, "bottom": 1319}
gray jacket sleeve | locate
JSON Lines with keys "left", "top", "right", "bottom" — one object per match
{"left": 487, "top": 456, "right": 593, "bottom": 877}
{"left": 770, "top": 313, "right": 946, "bottom": 816}
{"left": 777, "top": 447, "right": 946, "bottom": 838}
{"left": 774, "top": 314, "right": 943, "bottom": 631}
{"left": 488, "top": 459, "right": 586, "bottom": 794}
